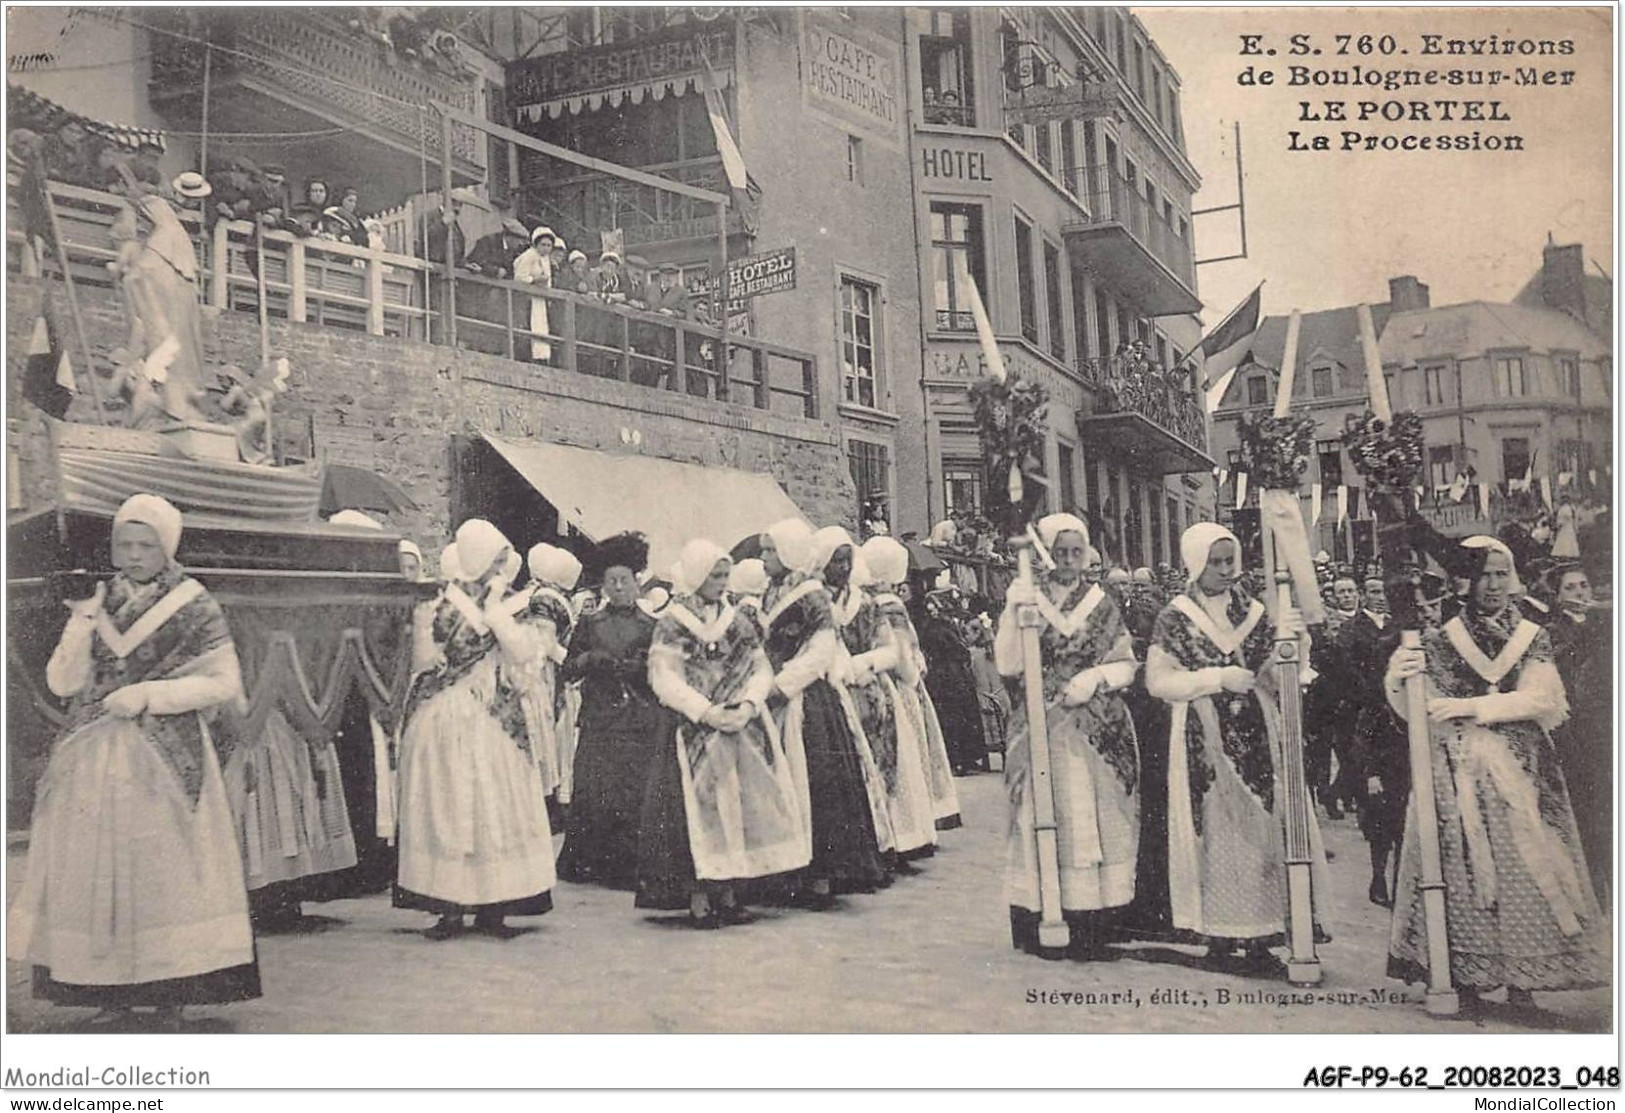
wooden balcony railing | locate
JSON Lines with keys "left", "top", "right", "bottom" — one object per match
{"left": 8, "top": 177, "right": 819, "bottom": 421}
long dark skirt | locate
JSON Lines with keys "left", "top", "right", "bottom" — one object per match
{"left": 558, "top": 700, "right": 666, "bottom": 889}
{"left": 922, "top": 651, "right": 987, "bottom": 771}
{"left": 1119, "top": 685, "right": 1174, "bottom": 938}
{"left": 33, "top": 957, "right": 262, "bottom": 1008}
{"left": 391, "top": 887, "right": 553, "bottom": 918}
{"left": 634, "top": 731, "right": 697, "bottom": 911}
{"left": 801, "top": 680, "right": 889, "bottom": 894}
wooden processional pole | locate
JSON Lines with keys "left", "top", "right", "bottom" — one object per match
{"left": 1266, "top": 309, "right": 1320, "bottom": 986}
{"left": 1356, "top": 303, "right": 1457, "bottom": 1015}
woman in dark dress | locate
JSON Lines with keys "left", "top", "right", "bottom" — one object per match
{"left": 913, "top": 585, "right": 990, "bottom": 774}
{"left": 758, "top": 518, "right": 888, "bottom": 905}
{"left": 556, "top": 533, "right": 669, "bottom": 888}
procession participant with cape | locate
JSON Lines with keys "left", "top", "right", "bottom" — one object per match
{"left": 1142, "top": 523, "right": 1329, "bottom": 970}
{"left": 1544, "top": 561, "right": 1610, "bottom": 900}
{"left": 1385, "top": 538, "right": 1607, "bottom": 1013}
{"left": 556, "top": 533, "right": 667, "bottom": 888}
{"left": 862, "top": 536, "right": 962, "bottom": 832}
{"left": 994, "top": 514, "right": 1141, "bottom": 958}
{"left": 512, "top": 542, "right": 582, "bottom": 806}
{"left": 394, "top": 519, "right": 555, "bottom": 939}
{"left": 636, "top": 541, "right": 809, "bottom": 925}
{"left": 7, "top": 495, "right": 259, "bottom": 1028}
{"left": 813, "top": 527, "right": 922, "bottom": 864}
{"left": 758, "top": 519, "right": 888, "bottom": 905}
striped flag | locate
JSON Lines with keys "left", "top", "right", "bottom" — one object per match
{"left": 700, "top": 57, "right": 761, "bottom": 235}
{"left": 1200, "top": 282, "right": 1264, "bottom": 413}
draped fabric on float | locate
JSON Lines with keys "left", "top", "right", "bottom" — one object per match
{"left": 207, "top": 599, "right": 417, "bottom": 892}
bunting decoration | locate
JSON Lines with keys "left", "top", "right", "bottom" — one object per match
{"left": 1336, "top": 484, "right": 1349, "bottom": 526}
{"left": 1310, "top": 482, "right": 1322, "bottom": 526}
{"left": 1235, "top": 471, "right": 1249, "bottom": 510}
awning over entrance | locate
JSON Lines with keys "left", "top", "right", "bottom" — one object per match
{"left": 482, "top": 434, "right": 806, "bottom": 574}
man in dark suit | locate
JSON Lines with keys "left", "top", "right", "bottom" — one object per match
{"left": 1330, "top": 575, "right": 1391, "bottom": 817}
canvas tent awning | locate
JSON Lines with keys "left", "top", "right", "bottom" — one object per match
{"left": 482, "top": 434, "right": 806, "bottom": 574}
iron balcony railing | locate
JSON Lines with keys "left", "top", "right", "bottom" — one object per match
{"left": 1075, "top": 168, "right": 1196, "bottom": 291}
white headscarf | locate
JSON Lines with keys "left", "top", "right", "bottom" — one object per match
{"left": 849, "top": 549, "right": 873, "bottom": 590}
{"left": 328, "top": 509, "right": 382, "bottom": 530}
{"left": 527, "top": 543, "right": 582, "bottom": 591}
{"left": 727, "top": 558, "right": 769, "bottom": 597}
{"left": 113, "top": 493, "right": 183, "bottom": 558}
{"left": 928, "top": 520, "right": 957, "bottom": 547}
{"left": 1461, "top": 535, "right": 1525, "bottom": 594}
{"left": 860, "top": 536, "right": 909, "bottom": 587}
{"left": 811, "top": 525, "right": 856, "bottom": 575}
{"left": 1036, "top": 512, "right": 1090, "bottom": 551}
{"left": 454, "top": 519, "right": 510, "bottom": 582}
{"left": 502, "top": 549, "right": 523, "bottom": 586}
{"left": 673, "top": 539, "right": 730, "bottom": 597}
{"left": 398, "top": 539, "right": 424, "bottom": 581}
{"left": 437, "top": 542, "right": 463, "bottom": 583}
{"left": 1180, "top": 522, "right": 1241, "bottom": 586}
{"left": 765, "top": 518, "right": 818, "bottom": 576}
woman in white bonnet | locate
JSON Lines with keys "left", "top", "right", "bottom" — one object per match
{"left": 636, "top": 539, "right": 807, "bottom": 925}
{"left": 1138, "top": 522, "right": 1325, "bottom": 973}
{"left": 7, "top": 494, "right": 259, "bottom": 1028}
{"left": 393, "top": 519, "right": 555, "bottom": 939}
{"left": 996, "top": 513, "right": 1141, "bottom": 959}
{"left": 1384, "top": 536, "right": 1605, "bottom": 1015}
{"left": 861, "top": 535, "right": 962, "bottom": 832}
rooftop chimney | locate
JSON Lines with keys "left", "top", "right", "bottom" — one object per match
{"left": 1540, "top": 242, "right": 1587, "bottom": 322}
{"left": 1387, "top": 275, "right": 1430, "bottom": 313}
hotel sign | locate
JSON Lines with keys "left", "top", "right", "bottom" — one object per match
{"left": 1004, "top": 79, "right": 1121, "bottom": 125}
{"left": 507, "top": 23, "right": 735, "bottom": 107}
{"left": 802, "top": 15, "right": 903, "bottom": 147}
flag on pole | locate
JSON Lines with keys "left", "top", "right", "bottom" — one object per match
{"left": 1235, "top": 472, "right": 1249, "bottom": 509}
{"left": 1449, "top": 471, "right": 1469, "bottom": 502}
{"left": 1476, "top": 483, "right": 1490, "bottom": 519}
{"left": 1218, "top": 468, "right": 1229, "bottom": 493}
{"left": 700, "top": 57, "right": 761, "bottom": 235}
{"left": 1336, "top": 485, "right": 1349, "bottom": 526}
{"left": 1310, "top": 482, "right": 1322, "bottom": 526}
{"left": 23, "top": 312, "right": 74, "bottom": 418}
{"left": 1199, "top": 283, "right": 1263, "bottom": 414}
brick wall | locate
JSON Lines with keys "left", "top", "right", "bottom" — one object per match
{"left": 6, "top": 277, "right": 857, "bottom": 554}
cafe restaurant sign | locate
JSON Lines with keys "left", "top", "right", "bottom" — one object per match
{"left": 508, "top": 23, "right": 736, "bottom": 119}
{"left": 801, "top": 14, "right": 904, "bottom": 147}
{"left": 691, "top": 248, "right": 797, "bottom": 302}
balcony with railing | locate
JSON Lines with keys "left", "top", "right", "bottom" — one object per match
{"left": 8, "top": 177, "right": 818, "bottom": 421}
{"left": 1075, "top": 348, "right": 1211, "bottom": 474}
{"left": 522, "top": 155, "right": 747, "bottom": 251}
{"left": 146, "top": 9, "right": 486, "bottom": 192}
{"left": 1063, "top": 169, "right": 1200, "bottom": 317}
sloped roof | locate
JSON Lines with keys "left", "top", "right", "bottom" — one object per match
{"left": 1380, "top": 301, "right": 1610, "bottom": 366}
{"left": 1215, "top": 303, "right": 1390, "bottom": 408}
{"left": 1514, "top": 269, "right": 1612, "bottom": 330}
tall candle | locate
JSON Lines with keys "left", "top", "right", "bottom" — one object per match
{"left": 1357, "top": 302, "right": 1391, "bottom": 422}
{"left": 1272, "top": 309, "right": 1302, "bottom": 418}
{"left": 955, "top": 253, "right": 1006, "bottom": 383}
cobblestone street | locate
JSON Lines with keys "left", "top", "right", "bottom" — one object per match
{"left": 6, "top": 774, "right": 1610, "bottom": 1035}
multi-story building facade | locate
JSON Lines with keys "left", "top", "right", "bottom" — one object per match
{"left": 904, "top": 6, "right": 1211, "bottom": 569}
{"left": 1210, "top": 248, "right": 1613, "bottom": 555}
{"left": 9, "top": 7, "right": 1216, "bottom": 561}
